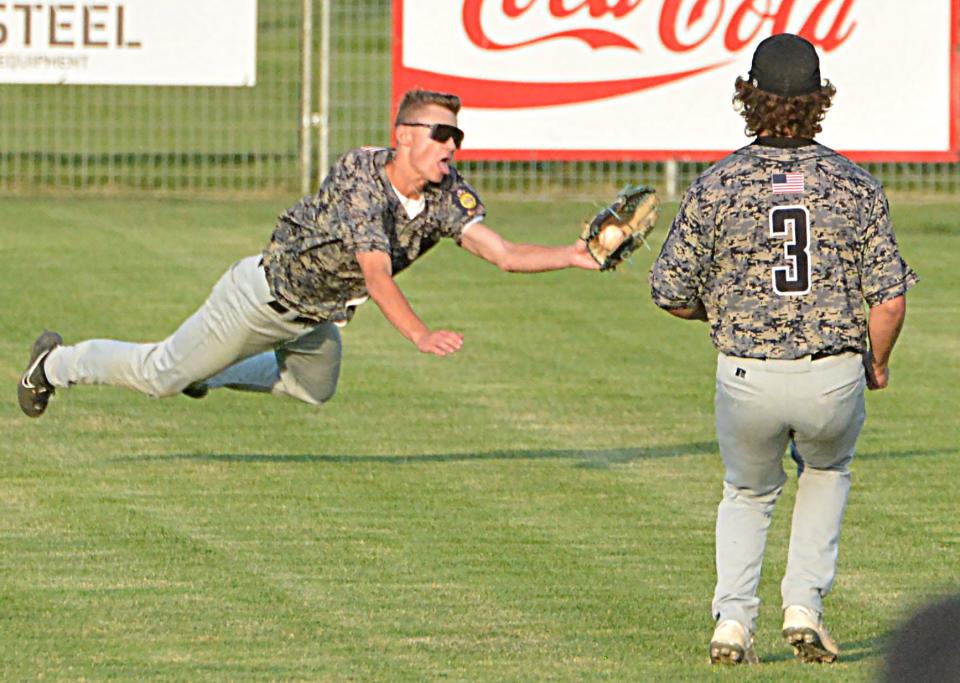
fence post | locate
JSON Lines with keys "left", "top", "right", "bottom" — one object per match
{"left": 300, "top": 0, "right": 314, "bottom": 195}
{"left": 317, "top": 0, "right": 331, "bottom": 188}
{"left": 665, "top": 159, "right": 679, "bottom": 201}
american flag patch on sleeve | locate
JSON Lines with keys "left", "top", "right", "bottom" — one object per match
{"left": 772, "top": 172, "right": 805, "bottom": 194}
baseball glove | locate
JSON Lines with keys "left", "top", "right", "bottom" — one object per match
{"left": 580, "top": 184, "right": 660, "bottom": 271}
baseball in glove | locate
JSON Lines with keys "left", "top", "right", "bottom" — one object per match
{"left": 580, "top": 184, "right": 660, "bottom": 271}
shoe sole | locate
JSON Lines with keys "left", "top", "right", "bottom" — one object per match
{"left": 181, "top": 383, "right": 209, "bottom": 399}
{"left": 17, "top": 381, "right": 50, "bottom": 418}
{"left": 710, "top": 641, "right": 758, "bottom": 665}
{"left": 783, "top": 627, "right": 838, "bottom": 663}
{"left": 18, "top": 331, "right": 62, "bottom": 418}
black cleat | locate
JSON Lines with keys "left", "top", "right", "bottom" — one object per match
{"left": 18, "top": 331, "right": 63, "bottom": 418}
{"left": 181, "top": 382, "right": 209, "bottom": 399}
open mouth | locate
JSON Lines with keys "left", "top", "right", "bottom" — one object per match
{"left": 438, "top": 156, "right": 451, "bottom": 175}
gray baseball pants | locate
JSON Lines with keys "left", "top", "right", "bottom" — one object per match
{"left": 43, "top": 255, "right": 342, "bottom": 405}
{"left": 711, "top": 351, "right": 865, "bottom": 633}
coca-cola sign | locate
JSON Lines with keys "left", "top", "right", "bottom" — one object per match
{"left": 393, "top": 0, "right": 958, "bottom": 162}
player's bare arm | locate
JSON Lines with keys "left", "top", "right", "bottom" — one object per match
{"left": 460, "top": 222, "right": 600, "bottom": 272}
{"left": 356, "top": 250, "right": 463, "bottom": 357}
{"left": 864, "top": 294, "right": 907, "bottom": 391}
{"left": 665, "top": 300, "right": 708, "bottom": 321}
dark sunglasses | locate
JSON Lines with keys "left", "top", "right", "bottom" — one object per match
{"left": 398, "top": 122, "right": 464, "bottom": 149}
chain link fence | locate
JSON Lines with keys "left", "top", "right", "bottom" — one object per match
{"left": 1, "top": 0, "right": 958, "bottom": 199}
{"left": 0, "top": 2, "right": 304, "bottom": 195}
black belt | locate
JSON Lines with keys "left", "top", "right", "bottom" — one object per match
{"left": 266, "top": 299, "right": 321, "bottom": 326}
{"left": 811, "top": 348, "right": 859, "bottom": 360}
{"left": 259, "top": 256, "right": 321, "bottom": 326}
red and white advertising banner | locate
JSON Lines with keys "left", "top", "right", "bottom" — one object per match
{"left": 0, "top": 0, "right": 257, "bottom": 86}
{"left": 393, "top": 1, "right": 959, "bottom": 162}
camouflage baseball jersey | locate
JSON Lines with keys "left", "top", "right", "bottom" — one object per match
{"left": 650, "top": 139, "right": 918, "bottom": 360}
{"left": 261, "top": 147, "right": 485, "bottom": 324}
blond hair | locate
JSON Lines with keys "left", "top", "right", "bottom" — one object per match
{"left": 394, "top": 90, "right": 461, "bottom": 127}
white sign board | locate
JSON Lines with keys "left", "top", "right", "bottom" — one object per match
{"left": 0, "top": 0, "right": 257, "bottom": 86}
{"left": 394, "top": 0, "right": 958, "bottom": 162}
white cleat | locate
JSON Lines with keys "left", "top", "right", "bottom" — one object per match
{"left": 782, "top": 605, "right": 839, "bottom": 663}
{"left": 710, "top": 619, "right": 759, "bottom": 665}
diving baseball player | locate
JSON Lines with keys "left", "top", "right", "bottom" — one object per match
{"left": 650, "top": 34, "right": 917, "bottom": 665}
{"left": 18, "top": 89, "right": 600, "bottom": 417}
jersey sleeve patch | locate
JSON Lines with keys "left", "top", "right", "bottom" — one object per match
{"left": 457, "top": 189, "right": 479, "bottom": 216}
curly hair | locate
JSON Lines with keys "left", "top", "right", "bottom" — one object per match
{"left": 394, "top": 90, "right": 461, "bottom": 128}
{"left": 733, "top": 77, "right": 836, "bottom": 139}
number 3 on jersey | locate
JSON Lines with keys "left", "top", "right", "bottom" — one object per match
{"left": 769, "top": 205, "right": 811, "bottom": 295}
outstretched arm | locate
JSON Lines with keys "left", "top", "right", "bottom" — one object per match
{"left": 864, "top": 294, "right": 906, "bottom": 390}
{"left": 460, "top": 223, "right": 600, "bottom": 272}
{"left": 356, "top": 251, "right": 463, "bottom": 357}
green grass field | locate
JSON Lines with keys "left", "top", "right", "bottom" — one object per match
{"left": 2, "top": 197, "right": 958, "bottom": 681}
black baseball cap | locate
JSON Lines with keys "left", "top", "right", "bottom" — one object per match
{"left": 749, "top": 34, "right": 822, "bottom": 96}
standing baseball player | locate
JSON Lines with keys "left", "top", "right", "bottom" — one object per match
{"left": 18, "top": 89, "right": 599, "bottom": 418}
{"left": 650, "top": 35, "right": 917, "bottom": 664}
